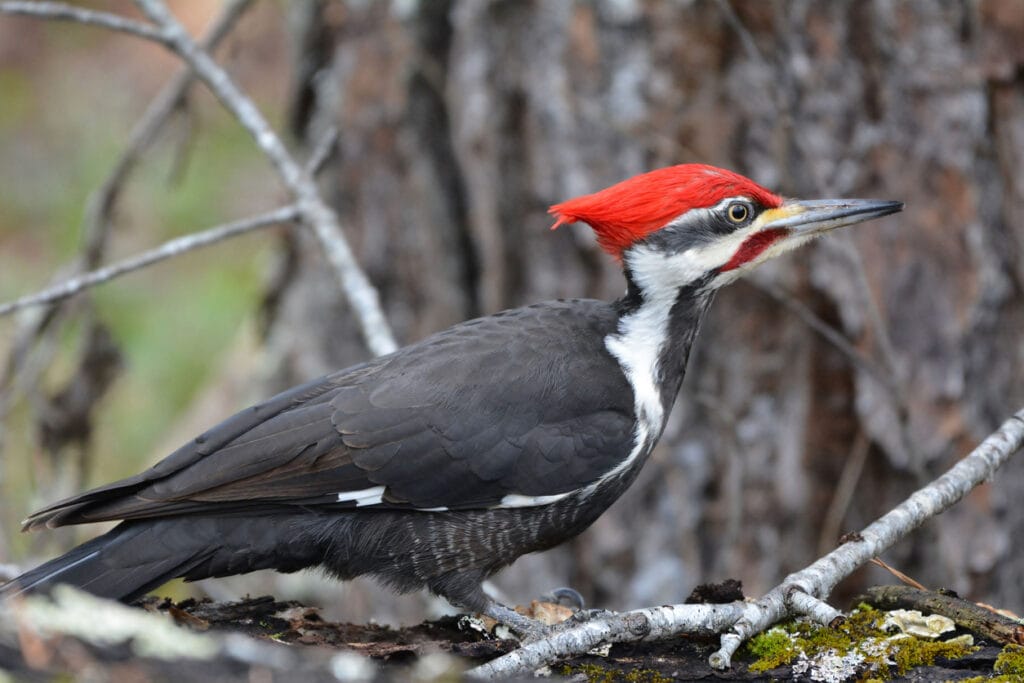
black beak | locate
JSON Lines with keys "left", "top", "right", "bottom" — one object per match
{"left": 763, "top": 198, "right": 904, "bottom": 235}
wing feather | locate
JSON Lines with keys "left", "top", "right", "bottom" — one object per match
{"left": 26, "top": 300, "right": 638, "bottom": 528}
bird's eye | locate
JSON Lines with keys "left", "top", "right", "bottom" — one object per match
{"left": 727, "top": 202, "right": 750, "bottom": 224}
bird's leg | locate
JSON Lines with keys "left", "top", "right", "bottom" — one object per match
{"left": 482, "top": 599, "right": 552, "bottom": 642}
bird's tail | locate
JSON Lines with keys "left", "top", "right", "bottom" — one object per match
{"left": 0, "top": 513, "right": 326, "bottom": 603}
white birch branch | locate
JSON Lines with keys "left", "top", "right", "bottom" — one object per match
{"left": 471, "top": 407, "right": 1024, "bottom": 678}
{"left": 0, "top": 206, "right": 299, "bottom": 317}
{"left": 134, "top": 0, "right": 397, "bottom": 356}
{"left": 0, "top": 1, "right": 167, "bottom": 45}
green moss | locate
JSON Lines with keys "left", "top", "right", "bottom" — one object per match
{"left": 995, "top": 644, "right": 1024, "bottom": 676}
{"left": 746, "top": 628, "right": 798, "bottom": 672}
{"left": 887, "top": 636, "right": 975, "bottom": 676}
{"left": 743, "top": 607, "right": 977, "bottom": 679}
{"left": 559, "top": 663, "right": 673, "bottom": 683}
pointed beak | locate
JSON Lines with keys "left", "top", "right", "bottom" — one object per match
{"left": 761, "top": 198, "right": 904, "bottom": 235}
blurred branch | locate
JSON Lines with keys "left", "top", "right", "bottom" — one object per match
{"left": 0, "top": 0, "right": 254, "bottom": 357}
{"left": 306, "top": 126, "right": 339, "bottom": 176}
{"left": 0, "top": 0, "right": 255, "bottom": 555}
{"left": 0, "top": 0, "right": 397, "bottom": 357}
{"left": 749, "top": 278, "right": 897, "bottom": 394}
{"left": 0, "top": 0, "right": 253, "bottom": 400}
{"left": 135, "top": 0, "right": 397, "bottom": 355}
{"left": 713, "top": 0, "right": 764, "bottom": 63}
{"left": 471, "top": 408, "right": 1024, "bottom": 678}
{"left": 0, "top": 1, "right": 168, "bottom": 45}
{"left": 833, "top": 235, "right": 925, "bottom": 478}
{"left": 0, "top": 206, "right": 300, "bottom": 317}
{"left": 81, "top": 0, "right": 255, "bottom": 270}
{"left": 817, "top": 429, "right": 871, "bottom": 555}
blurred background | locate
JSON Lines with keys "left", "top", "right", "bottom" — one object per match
{"left": 1, "top": 0, "right": 1023, "bottom": 625}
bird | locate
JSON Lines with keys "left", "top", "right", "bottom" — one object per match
{"left": 1, "top": 164, "right": 902, "bottom": 638}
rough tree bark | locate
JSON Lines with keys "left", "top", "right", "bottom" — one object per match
{"left": 257, "top": 0, "right": 1024, "bottom": 623}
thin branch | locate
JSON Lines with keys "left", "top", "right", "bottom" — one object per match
{"left": 834, "top": 235, "right": 925, "bottom": 478}
{"left": 80, "top": 0, "right": 255, "bottom": 269}
{"left": 135, "top": 0, "right": 397, "bottom": 356}
{"left": 0, "top": 0, "right": 397, "bottom": 357}
{"left": 0, "top": 0, "right": 255, "bottom": 544}
{"left": 713, "top": 0, "right": 764, "bottom": 63}
{"left": 858, "top": 585, "right": 1024, "bottom": 646}
{"left": 0, "top": 206, "right": 299, "bottom": 317}
{"left": 306, "top": 126, "right": 339, "bottom": 176}
{"left": 0, "top": 0, "right": 253, "bottom": 398}
{"left": 470, "top": 408, "right": 1024, "bottom": 678}
{"left": 0, "top": 1, "right": 168, "bottom": 45}
{"left": 817, "top": 430, "right": 871, "bottom": 555}
{"left": 748, "top": 278, "right": 896, "bottom": 395}
{"left": 711, "top": 407, "right": 1024, "bottom": 667}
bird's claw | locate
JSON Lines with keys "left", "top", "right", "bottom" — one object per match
{"left": 539, "top": 585, "right": 586, "bottom": 611}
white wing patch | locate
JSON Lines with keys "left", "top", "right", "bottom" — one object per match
{"left": 498, "top": 492, "right": 572, "bottom": 508}
{"left": 336, "top": 485, "right": 386, "bottom": 506}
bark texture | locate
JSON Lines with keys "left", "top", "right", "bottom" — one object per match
{"left": 257, "top": 0, "right": 1024, "bottom": 623}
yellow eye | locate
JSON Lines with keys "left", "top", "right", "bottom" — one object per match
{"left": 727, "top": 202, "right": 750, "bottom": 223}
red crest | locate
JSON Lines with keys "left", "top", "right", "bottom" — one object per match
{"left": 549, "top": 164, "right": 783, "bottom": 258}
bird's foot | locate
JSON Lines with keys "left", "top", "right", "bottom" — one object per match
{"left": 538, "top": 586, "right": 586, "bottom": 611}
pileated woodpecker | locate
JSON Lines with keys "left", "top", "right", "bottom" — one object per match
{"left": 1, "top": 165, "right": 901, "bottom": 636}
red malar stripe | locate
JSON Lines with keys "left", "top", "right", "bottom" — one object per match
{"left": 720, "top": 229, "right": 789, "bottom": 272}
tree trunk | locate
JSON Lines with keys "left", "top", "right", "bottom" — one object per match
{"left": 263, "top": 0, "right": 1024, "bottom": 622}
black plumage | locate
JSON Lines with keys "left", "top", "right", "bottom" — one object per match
{"left": 3, "top": 300, "right": 652, "bottom": 612}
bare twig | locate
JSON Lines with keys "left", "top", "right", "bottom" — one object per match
{"left": 306, "top": 126, "right": 339, "bottom": 176}
{"left": 0, "top": 0, "right": 253, "bottom": 396}
{"left": 710, "top": 407, "right": 1024, "bottom": 667}
{"left": 869, "top": 557, "right": 928, "bottom": 591}
{"left": 0, "top": 0, "right": 396, "bottom": 356}
{"left": 0, "top": 1, "right": 168, "bottom": 45}
{"left": 834, "top": 237, "right": 902, "bottom": 383}
{"left": 749, "top": 278, "right": 895, "bottom": 395}
{"left": 833, "top": 236, "right": 925, "bottom": 479}
{"left": 817, "top": 430, "right": 871, "bottom": 555}
{"left": 713, "top": 0, "right": 765, "bottom": 63}
{"left": 0, "top": 0, "right": 255, "bottom": 550}
{"left": 0, "top": 206, "right": 300, "bottom": 317}
{"left": 81, "top": 0, "right": 255, "bottom": 269}
{"left": 135, "top": 0, "right": 397, "bottom": 356}
{"left": 471, "top": 408, "right": 1024, "bottom": 678}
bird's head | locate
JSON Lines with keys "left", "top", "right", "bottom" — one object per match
{"left": 550, "top": 164, "right": 902, "bottom": 293}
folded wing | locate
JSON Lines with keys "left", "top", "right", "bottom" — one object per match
{"left": 25, "top": 301, "right": 636, "bottom": 529}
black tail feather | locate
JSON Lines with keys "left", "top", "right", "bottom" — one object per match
{"left": 1, "top": 514, "right": 325, "bottom": 603}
